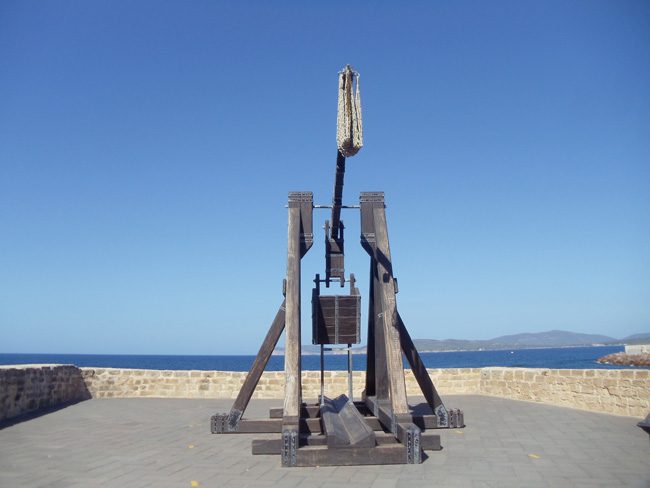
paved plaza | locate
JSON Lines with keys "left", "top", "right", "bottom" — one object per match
{"left": 0, "top": 395, "right": 648, "bottom": 487}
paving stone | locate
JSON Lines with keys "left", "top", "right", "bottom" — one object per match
{"left": 0, "top": 395, "right": 648, "bottom": 487}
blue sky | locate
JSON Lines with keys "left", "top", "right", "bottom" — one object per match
{"left": 1, "top": 1, "right": 648, "bottom": 355}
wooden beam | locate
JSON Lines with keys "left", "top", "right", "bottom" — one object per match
{"left": 269, "top": 404, "right": 320, "bottom": 419}
{"left": 252, "top": 431, "right": 440, "bottom": 455}
{"left": 294, "top": 444, "right": 417, "bottom": 466}
{"left": 218, "top": 301, "right": 286, "bottom": 431}
{"left": 215, "top": 417, "right": 322, "bottom": 434}
{"left": 321, "top": 395, "right": 376, "bottom": 448}
{"left": 371, "top": 201, "right": 409, "bottom": 416}
{"left": 221, "top": 415, "right": 383, "bottom": 434}
{"left": 284, "top": 196, "right": 303, "bottom": 422}
{"left": 360, "top": 194, "right": 392, "bottom": 405}
{"left": 365, "top": 260, "right": 376, "bottom": 397}
{"left": 282, "top": 192, "right": 313, "bottom": 467}
{"left": 363, "top": 396, "right": 422, "bottom": 463}
{"left": 395, "top": 311, "right": 449, "bottom": 427}
{"left": 372, "top": 267, "right": 390, "bottom": 402}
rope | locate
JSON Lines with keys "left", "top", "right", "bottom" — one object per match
{"left": 336, "top": 65, "right": 363, "bottom": 157}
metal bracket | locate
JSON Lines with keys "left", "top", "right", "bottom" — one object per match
{"left": 281, "top": 429, "right": 298, "bottom": 467}
{"left": 435, "top": 404, "right": 449, "bottom": 428}
{"left": 210, "top": 413, "right": 227, "bottom": 434}
{"left": 450, "top": 409, "right": 464, "bottom": 428}
{"left": 211, "top": 410, "right": 244, "bottom": 433}
{"left": 227, "top": 409, "right": 243, "bottom": 431}
{"left": 406, "top": 425, "right": 422, "bottom": 464}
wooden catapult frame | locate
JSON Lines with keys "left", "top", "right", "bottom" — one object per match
{"left": 211, "top": 148, "right": 464, "bottom": 466}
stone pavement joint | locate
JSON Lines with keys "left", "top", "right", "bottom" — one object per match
{"left": 0, "top": 395, "right": 648, "bottom": 488}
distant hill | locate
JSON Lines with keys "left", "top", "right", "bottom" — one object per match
{"left": 413, "top": 330, "right": 621, "bottom": 352}
{"left": 488, "top": 330, "right": 617, "bottom": 347}
{"left": 621, "top": 333, "right": 650, "bottom": 344}
{"left": 272, "top": 330, "right": 648, "bottom": 354}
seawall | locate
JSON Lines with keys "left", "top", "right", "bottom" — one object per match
{"left": 0, "top": 365, "right": 90, "bottom": 422}
{"left": 2, "top": 365, "right": 648, "bottom": 422}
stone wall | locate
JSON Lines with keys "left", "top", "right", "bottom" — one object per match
{"left": 479, "top": 367, "right": 650, "bottom": 418}
{"left": 2, "top": 365, "right": 647, "bottom": 422}
{"left": 79, "top": 366, "right": 649, "bottom": 418}
{"left": 0, "top": 365, "right": 90, "bottom": 422}
{"left": 79, "top": 368, "right": 484, "bottom": 401}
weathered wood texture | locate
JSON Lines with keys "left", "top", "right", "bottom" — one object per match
{"left": 294, "top": 444, "right": 413, "bottom": 466}
{"left": 396, "top": 311, "right": 448, "bottom": 425}
{"left": 321, "top": 395, "right": 376, "bottom": 448}
{"left": 365, "top": 260, "right": 376, "bottom": 397}
{"left": 283, "top": 193, "right": 313, "bottom": 424}
{"left": 252, "top": 431, "right": 440, "bottom": 455}
{"left": 269, "top": 405, "right": 320, "bottom": 419}
{"left": 282, "top": 192, "right": 313, "bottom": 467}
{"left": 218, "top": 417, "right": 323, "bottom": 434}
{"left": 312, "top": 295, "right": 361, "bottom": 345}
{"left": 363, "top": 395, "right": 422, "bottom": 463}
{"left": 359, "top": 192, "right": 408, "bottom": 416}
{"left": 223, "top": 301, "right": 286, "bottom": 430}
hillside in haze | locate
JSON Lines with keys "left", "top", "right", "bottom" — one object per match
{"left": 412, "top": 330, "right": 648, "bottom": 352}
{"left": 274, "top": 330, "right": 649, "bottom": 354}
{"left": 622, "top": 333, "right": 650, "bottom": 344}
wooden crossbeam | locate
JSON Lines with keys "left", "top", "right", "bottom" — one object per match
{"left": 252, "top": 432, "right": 440, "bottom": 455}
{"left": 293, "top": 444, "right": 412, "bottom": 467}
{"left": 269, "top": 404, "right": 321, "bottom": 419}
{"left": 221, "top": 416, "right": 384, "bottom": 434}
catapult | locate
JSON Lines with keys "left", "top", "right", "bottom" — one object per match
{"left": 211, "top": 66, "right": 464, "bottom": 467}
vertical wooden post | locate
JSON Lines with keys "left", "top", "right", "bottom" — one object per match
{"left": 364, "top": 260, "right": 376, "bottom": 397}
{"left": 372, "top": 201, "right": 409, "bottom": 417}
{"left": 282, "top": 191, "right": 313, "bottom": 466}
{"left": 372, "top": 265, "right": 390, "bottom": 402}
{"left": 360, "top": 192, "right": 409, "bottom": 424}
{"left": 283, "top": 202, "right": 302, "bottom": 421}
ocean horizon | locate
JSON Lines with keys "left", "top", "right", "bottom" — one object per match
{"left": 1, "top": 345, "right": 642, "bottom": 371}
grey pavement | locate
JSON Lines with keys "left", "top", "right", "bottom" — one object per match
{"left": 0, "top": 395, "right": 648, "bottom": 488}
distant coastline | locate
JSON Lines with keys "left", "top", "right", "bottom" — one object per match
{"left": 272, "top": 329, "right": 649, "bottom": 356}
{"left": 274, "top": 343, "right": 617, "bottom": 356}
{"left": 1, "top": 345, "right": 640, "bottom": 371}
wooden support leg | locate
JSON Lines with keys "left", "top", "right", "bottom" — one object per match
{"left": 396, "top": 311, "right": 450, "bottom": 427}
{"left": 211, "top": 301, "right": 286, "bottom": 432}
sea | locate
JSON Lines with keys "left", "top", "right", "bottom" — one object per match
{"left": 0, "top": 345, "right": 643, "bottom": 371}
